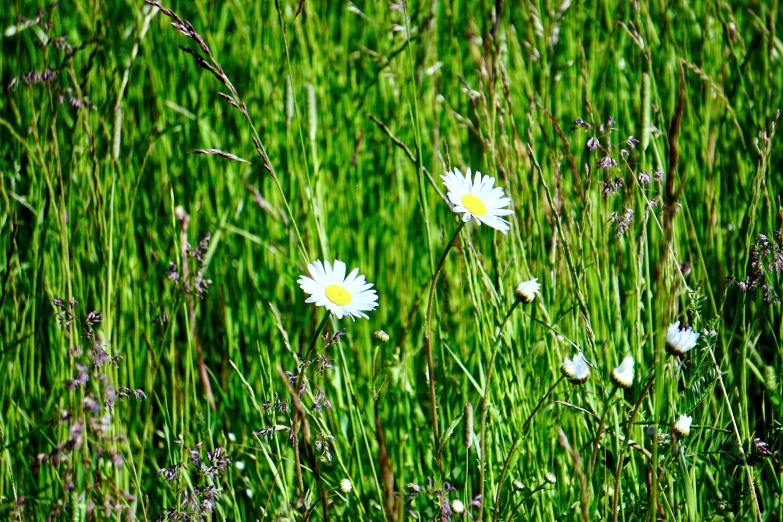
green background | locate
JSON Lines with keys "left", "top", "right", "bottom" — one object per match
{"left": 1, "top": 0, "right": 782, "bottom": 520}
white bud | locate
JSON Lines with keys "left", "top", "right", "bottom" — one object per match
{"left": 610, "top": 355, "right": 635, "bottom": 389}
{"left": 514, "top": 278, "right": 541, "bottom": 303}
{"left": 673, "top": 414, "right": 692, "bottom": 438}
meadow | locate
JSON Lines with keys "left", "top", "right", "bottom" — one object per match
{"left": 1, "top": 0, "right": 782, "bottom": 520}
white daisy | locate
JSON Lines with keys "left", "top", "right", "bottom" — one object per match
{"left": 339, "top": 478, "right": 353, "bottom": 493}
{"left": 441, "top": 167, "right": 514, "bottom": 233}
{"left": 673, "top": 414, "right": 692, "bottom": 438}
{"left": 665, "top": 321, "right": 700, "bottom": 356}
{"left": 561, "top": 352, "right": 591, "bottom": 384}
{"left": 298, "top": 259, "right": 378, "bottom": 320}
{"left": 610, "top": 355, "right": 635, "bottom": 389}
{"left": 451, "top": 499, "right": 465, "bottom": 514}
{"left": 514, "top": 278, "right": 541, "bottom": 303}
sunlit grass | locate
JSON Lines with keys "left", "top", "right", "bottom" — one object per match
{"left": 1, "top": 1, "right": 781, "bottom": 521}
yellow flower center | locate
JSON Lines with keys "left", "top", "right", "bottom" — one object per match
{"left": 461, "top": 194, "right": 487, "bottom": 216}
{"left": 325, "top": 284, "right": 352, "bottom": 306}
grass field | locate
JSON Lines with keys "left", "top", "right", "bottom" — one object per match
{"left": 1, "top": 0, "right": 782, "bottom": 520}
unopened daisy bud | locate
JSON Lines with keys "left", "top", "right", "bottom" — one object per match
{"left": 451, "top": 499, "right": 465, "bottom": 514}
{"left": 514, "top": 278, "right": 541, "bottom": 303}
{"left": 512, "top": 480, "right": 525, "bottom": 491}
{"left": 545, "top": 472, "right": 557, "bottom": 484}
{"left": 610, "top": 355, "right": 635, "bottom": 389}
{"left": 560, "top": 353, "right": 590, "bottom": 384}
{"left": 665, "top": 321, "right": 700, "bottom": 356}
{"left": 463, "top": 402, "right": 474, "bottom": 449}
{"left": 339, "top": 478, "right": 353, "bottom": 493}
{"left": 673, "top": 414, "right": 692, "bottom": 438}
{"left": 374, "top": 330, "right": 390, "bottom": 343}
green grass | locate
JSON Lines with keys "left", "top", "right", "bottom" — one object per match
{"left": 1, "top": 0, "right": 782, "bottom": 520}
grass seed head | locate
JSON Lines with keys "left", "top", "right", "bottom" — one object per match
{"left": 463, "top": 402, "right": 474, "bottom": 449}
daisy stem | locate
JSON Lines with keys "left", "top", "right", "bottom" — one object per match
{"left": 611, "top": 373, "right": 654, "bottom": 522}
{"left": 298, "top": 312, "right": 332, "bottom": 389}
{"left": 589, "top": 384, "right": 618, "bottom": 476}
{"left": 478, "top": 299, "right": 521, "bottom": 513}
{"left": 292, "top": 311, "right": 332, "bottom": 495}
{"left": 507, "top": 483, "right": 548, "bottom": 521}
{"left": 424, "top": 219, "right": 466, "bottom": 473}
{"left": 491, "top": 376, "right": 566, "bottom": 522}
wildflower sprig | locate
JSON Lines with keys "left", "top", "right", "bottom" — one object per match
{"left": 426, "top": 167, "right": 515, "bottom": 481}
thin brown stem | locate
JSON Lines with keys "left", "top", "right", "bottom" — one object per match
{"left": 177, "top": 209, "right": 216, "bottom": 412}
{"left": 557, "top": 428, "right": 589, "bottom": 522}
{"left": 373, "top": 347, "right": 398, "bottom": 522}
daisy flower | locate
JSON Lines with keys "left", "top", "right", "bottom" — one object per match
{"left": 673, "top": 414, "right": 692, "bottom": 438}
{"left": 610, "top": 355, "right": 635, "bottom": 389}
{"left": 665, "top": 321, "right": 700, "bottom": 356}
{"left": 560, "top": 352, "right": 591, "bottom": 384}
{"left": 339, "top": 478, "right": 353, "bottom": 494}
{"left": 441, "top": 167, "right": 514, "bottom": 233}
{"left": 298, "top": 259, "right": 378, "bottom": 320}
{"left": 514, "top": 278, "right": 541, "bottom": 303}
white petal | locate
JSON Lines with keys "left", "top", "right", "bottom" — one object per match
{"left": 344, "top": 267, "right": 360, "bottom": 286}
{"left": 323, "top": 260, "right": 334, "bottom": 281}
{"left": 309, "top": 260, "right": 328, "bottom": 284}
{"left": 333, "top": 260, "right": 347, "bottom": 284}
